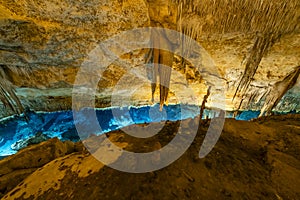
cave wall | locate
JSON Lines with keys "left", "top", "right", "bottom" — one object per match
{"left": 0, "top": 0, "right": 150, "bottom": 117}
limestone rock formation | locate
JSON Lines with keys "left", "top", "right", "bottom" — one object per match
{"left": 0, "top": 0, "right": 149, "bottom": 117}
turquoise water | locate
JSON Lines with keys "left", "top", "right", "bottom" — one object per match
{"left": 0, "top": 104, "right": 297, "bottom": 157}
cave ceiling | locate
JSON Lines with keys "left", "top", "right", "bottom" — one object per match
{"left": 0, "top": 0, "right": 299, "bottom": 117}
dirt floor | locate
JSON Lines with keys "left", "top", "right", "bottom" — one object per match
{"left": 1, "top": 114, "right": 300, "bottom": 200}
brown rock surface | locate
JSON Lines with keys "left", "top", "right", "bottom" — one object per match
{"left": 0, "top": 138, "right": 80, "bottom": 197}
{"left": 1, "top": 115, "right": 299, "bottom": 199}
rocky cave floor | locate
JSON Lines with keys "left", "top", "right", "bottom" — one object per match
{"left": 0, "top": 114, "right": 300, "bottom": 200}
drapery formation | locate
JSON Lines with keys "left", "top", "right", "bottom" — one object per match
{"left": 145, "top": 27, "right": 174, "bottom": 110}
{"left": 0, "top": 66, "right": 28, "bottom": 115}
{"left": 146, "top": 0, "right": 178, "bottom": 110}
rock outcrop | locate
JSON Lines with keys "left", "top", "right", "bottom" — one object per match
{"left": 0, "top": 138, "right": 82, "bottom": 197}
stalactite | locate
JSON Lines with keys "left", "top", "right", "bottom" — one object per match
{"left": 169, "top": 0, "right": 298, "bottom": 111}
{"left": 233, "top": 33, "right": 278, "bottom": 100}
{"left": 0, "top": 66, "right": 26, "bottom": 115}
{"left": 147, "top": 0, "right": 299, "bottom": 112}
{"left": 259, "top": 66, "right": 300, "bottom": 117}
{"left": 152, "top": 31, "right": 160, "bottom": 104}
{"left": 171, "top": 0, "right": 299, "bottom": 36}
{"left": 145, "top": 27, "right": 174, "bottom": 110}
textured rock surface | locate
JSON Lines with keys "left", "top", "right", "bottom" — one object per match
{"left": 0, "top": 0, "right": 150, "bottom": 117}
{"left": 1, "top": 115, "right": 300, "bottom": 199}
{"left": 0, "top": 138, "right": 81, "bottom": 197}
{"left": 0, "top": 0, "right": 299, "bottom": 117}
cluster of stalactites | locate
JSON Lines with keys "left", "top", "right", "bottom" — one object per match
{"left": 169, "top": 0, "right": 299, "bottom": 116}
{"left": 171, "top": 0, "right": 299, "bottom": 37}
{"left": 233, "top": 33, "right": 279, "bottom": 101}
{"left": 232, "top": 66, "right": 300, "bottom": 117}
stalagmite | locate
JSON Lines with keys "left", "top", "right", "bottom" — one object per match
{"left": 199, "top": 86, "right": 211, "bottom": 122}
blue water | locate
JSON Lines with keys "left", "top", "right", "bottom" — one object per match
{"left": 235, "top": 110, "right": 261, "bottom": 120}
{"left": 0, "top": 104, "right": 297, "bottom": 157}
{"left": 0, "top": 104, "right": 200, "bottom": 156}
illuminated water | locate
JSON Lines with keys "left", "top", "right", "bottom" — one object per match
{"left": 0, "top": 104, "right": 297, "bottom": 158}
